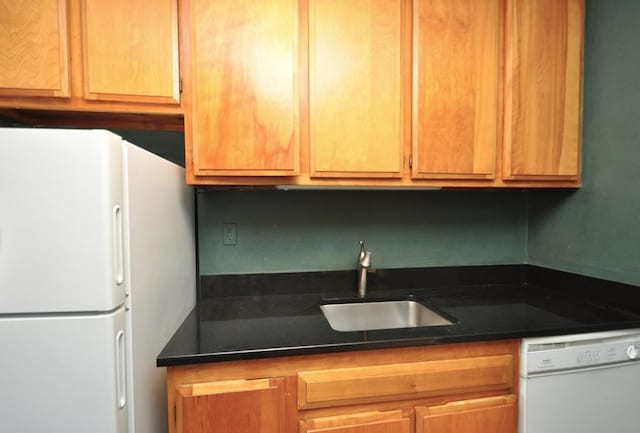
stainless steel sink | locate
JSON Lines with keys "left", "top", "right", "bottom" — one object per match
{"left": 320, "top": 298, "right": 454, "bottom": 332}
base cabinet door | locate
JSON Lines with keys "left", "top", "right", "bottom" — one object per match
{"left": 300, "top": 410, "right": 413, "bottom": 433}
{"left": 175, "top": 378, "right": 287, "bottom": 433}
{"left": 416, "top": 395, "right": 516, "bottom": 433}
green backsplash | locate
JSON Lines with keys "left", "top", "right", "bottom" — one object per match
{"left": 198, "top": 190, "right": 527, "bottom": 274}
{"left": 527, "top": 0, "right": 640, "bottom": 285}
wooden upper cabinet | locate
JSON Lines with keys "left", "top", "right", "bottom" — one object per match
{"left": 185, "top": 0, "right": 299, "bottom": 177}
{"left": 0, "top": 0, "right": 70, "bottom": 98}
{"left": 413, "top": 0, "right": 499, "bottom": 180}
{"left": 503, "top": 0, "right": 583, "bottom": 180}
{"left": 300, "top": 410, "right": 412, "bottom": 433}
{"left": 416, "top": 395, "right": 517, "bottom": 433}
{"left": 80, "top": 0, "right": 180, "bottom": 104}
{"left": 308, "top": 0, "right": 409, "bottom": 178}
{"left": 175, "top": 378, "right": 287, "bottom": 433}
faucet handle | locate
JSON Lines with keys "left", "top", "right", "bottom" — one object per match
{"left": 361, "top": 251, "right": 372, "bottom": 268}
{"left": 358, "top": 241, "right": 372, "bottom": 268}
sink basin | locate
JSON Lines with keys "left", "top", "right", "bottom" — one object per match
{"left": 320, "top": 297, "right": 454, "bottom": 332}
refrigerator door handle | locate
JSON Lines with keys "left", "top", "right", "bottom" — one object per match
{"left": 115, "top": 330, "right": 127, "bottom": 409}
{"left": 112, "top": 205, "right": 124, "bottom": 286}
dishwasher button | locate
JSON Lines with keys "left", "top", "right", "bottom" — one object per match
{"left": 627, "top": 345, "right": 638, "bottom": 360}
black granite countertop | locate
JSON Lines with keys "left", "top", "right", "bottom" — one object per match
{"left": 157, "top": 265, "right": 640, "bottom": 367}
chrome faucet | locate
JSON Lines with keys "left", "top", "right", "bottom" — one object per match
{"left": 357, "top": 241, "right": 372, "bottom": 298}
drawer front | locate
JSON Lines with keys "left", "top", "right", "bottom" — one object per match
{"left": 416, "top": 394, "right": 517, "bottom": 433}
{"left": 300, "top": 409, "right": 412, "bottom": 433}
{"left": 297, "top": 354, "right": 513, "bottom": 409}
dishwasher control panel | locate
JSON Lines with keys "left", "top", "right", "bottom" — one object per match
{"left": 521, "top": 329, "right": 640, "bottom": 375}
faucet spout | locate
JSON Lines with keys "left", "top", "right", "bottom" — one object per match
{"left": 357, "top": 241, "right": 372, "bottom": 298}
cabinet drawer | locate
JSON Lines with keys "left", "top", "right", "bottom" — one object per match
{"left": 300, "top": 409, "right": 412, "bottom": 433}
{"left": 416, "top": 394, "right": 517, "bottom": 433}
{"left": 297, "top": 354, "right": 513, "bottom": 409}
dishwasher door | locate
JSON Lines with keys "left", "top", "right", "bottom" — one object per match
{"left": 519, "top": 361, "right": 640, "bottom": 433}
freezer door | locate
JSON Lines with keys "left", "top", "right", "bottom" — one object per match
{"left": 0, "top": 307, "right": 128, "bottom": 433}
{"left": 0, "top": 128, "right": 126, "bottom": 313}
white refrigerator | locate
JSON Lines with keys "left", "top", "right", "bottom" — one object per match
{"left": 0, "top": 128, "right": 196, "bottom": 433}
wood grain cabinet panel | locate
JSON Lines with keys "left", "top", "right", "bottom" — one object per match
{"left": 308, "top": 0, "right": 409, "bottom": 178}
{"left": 300, "top": 410, "right": 412, "bottom": 433}
{"left": 0, "top": 0, "right": 70, "bottom": 98}
{"left": 175, "top": 378, "right": 287, "bottom": 433}
{"left": 413, "top": 0, "right": 499, "bottom": 180}
{"left": 416, "top": 395, "right": 517, "bottom": 433}
{"left": 503, "top": 0, "right": 583, "bottom": 180}
{"left": 185, "top": 0, "right": 300, "bottom": 177}
{"left": 80, "top": 0, "right": 180, "bottom": 104}
{"left": 298, "top": 354, "right": 513, "bottom": 409}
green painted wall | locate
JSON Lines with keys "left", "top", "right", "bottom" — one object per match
{"left": 198, "top": 190, "right": 527, "bottom": 274}
{"left": 528, "top": 0, "right": 640, "bottom": 285}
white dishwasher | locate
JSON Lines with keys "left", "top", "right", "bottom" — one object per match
{"left": 519, "top": 329, "right": 640, "bottom": 433}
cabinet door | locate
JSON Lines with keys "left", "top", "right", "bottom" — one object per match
{"left": 81, "top": 0, "right": 180, "bottom": 104}
{"left": 503, "top": 0, "right": 583, "bottom": 180}
{"left": 413, "top": 0, "right": 499, "bottom": 180}
{"left": 0, "top": 0, "right": 70, "bottom": 97}
{"left": 416, "top": 395, "right": 516, "bottom": 433}
{"left": 300, "top": 410, "right": 412, "bottom": 433}
{"left": 309, "top": 0, "right": 409, "bottom": 178}
{"left": 186, "top": 0, "right": 299, "bottom": 177}
{"left": 175, "top": 378, "right": 286, "bottom": 433}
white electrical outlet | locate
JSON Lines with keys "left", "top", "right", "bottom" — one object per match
{"left": 223, "top": 223, "right": 237, "bottom": 245}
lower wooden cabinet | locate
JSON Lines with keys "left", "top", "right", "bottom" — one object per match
{"left": 300, "top": 396, "right": 515, "bottom": 433}
{"left": 417, "top": 395, "right": 517, "bottom": 433}
{"left": 297, "top": 354, "right": 514, "bottom": 410}
{"left": 166, "top": 341, "right": 520, "bottom": 433}
{"left": 175, "top": 378, "right": 287, "bottom": 433}
{"left": 300, "top": 410, "right": 412, "bottom": 433}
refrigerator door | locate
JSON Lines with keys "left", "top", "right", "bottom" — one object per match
{"left": 0, "top": 128, "right": 126, "bottom": 313}
{"left": 0, "top": 307, "right": 128, "bottom": 433}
